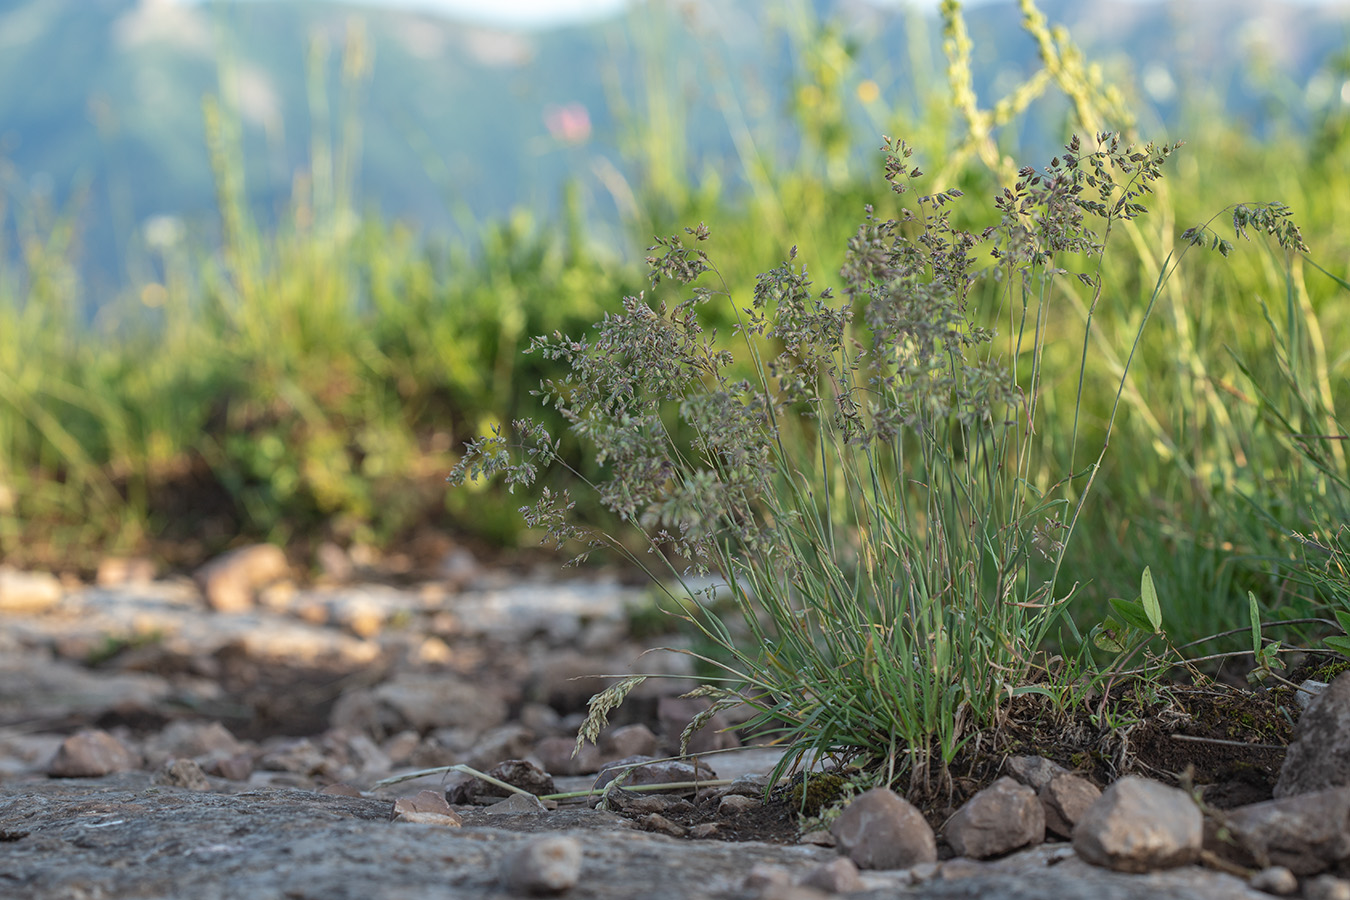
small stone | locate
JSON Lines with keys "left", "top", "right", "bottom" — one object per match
{"left": 464, "top": 726, "right": 536, "bottom": 772}
{"left": 484, "top": 792, "right": 549, "bottom": 815}
{"left": 944, "top": 776, "right": 1045, "bottom": 859}
{"left": 939, "top": 858, "right": 990, "bottom": 880}
{"left": 1219, "top": 785, "right": 1350, "bottom": 875}
{"left": 830, "top": 787, "right": 937, "bottom": 870}
{"left": 258, "top": 738, "right": 332, "bottom": 778}
{"left": 689, "top": 823, "right": 720, "bottom": 839}
{"left": 152, "top": 758, "right": 210, "bottom": 790}
{"left": 320, "top": 783, "right": 363, "bottom": 798}
{"left": 798, "top": 857, "right": 864, "bottom": 893}
{"left": 210, "top": 752, "right": 253, "bottom": 782}
{"left": 329, "top": 673, "right": 507, "bottom": 740}
{"left": 1006, "top": 755, "right": 1071, "bottom": 791}
{"left": 1277, "top": 672, "right": 1350, "bottom": 798}
{"left": 657, "top": 696, "right": 740, "bottom": 754}
{"left": 638, "top": 812, "right": 687, "bottom": 837}
{"left": 719, "top": 793, "right": 760, "bottom": 814}
{"left": 603, "top": 788, "right": 681, "bottom": 815}
{"left": 909, "top": 862, "right": 941, "bottom": 883}
{"left": 381, "top": 730, "right": 421, "bottom": 766}
{"left": 501, "top": 836, "right": 582, "bottom": 895}
{"left": 1072, "top": 776, "right": 1201, "bottom": 873}
{"left": 152, "top": 721, "right": 248, "bottom": 759}
{"left": 195, "top": 544, "right": 289, "bottom": 613}
{"left": 1297, "top": 680, "right": 1330, "bottom": 711}
{"left": 536, "top": 735, "right": 602, "bottom": 777}
{"left": 95, "top": 557, "right": 157, "bottom": 587}
{"left": 603, "top": 723, "right": 659, "bottom": 760}
{"left": 393, "top": 789, "right": 452, "bottom": 816}
{"left": 48, "top": 729, "right": 139, "bottom": 777}
{"left": 1040, "top": 772, "right": 1101, "bottom": 839}
{"left": 393, "top": 810, "right": 463, "bottom": 827}
{"left": 1249, "top": 866, "right": 1299, "bottom": 895}
{"left": 1307, "top": 875, "right": 1350, "bottom": 900}
{"left": 314, "top": 542, "right": 353, "bottom": 582}
{"left": 463, "top": 758, "right": 555, "bottom": 803}
{"left": 744, "top": 864, "right": 792, "bottom": 889}
{"left": 0, "top": 567, "right": 62, "bottom": 614}
{"left": 593, "top": 755, "right": 716, "bottom": 792}
{"left": 392, "top": 789, "right": 463, "bottom": 826}
{"left": 797, "top": 829, "right": 836, "bottom": 847}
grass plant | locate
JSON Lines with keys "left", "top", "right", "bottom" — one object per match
{"left": 450, "top": 133, "right": 1204, "bottom": 790}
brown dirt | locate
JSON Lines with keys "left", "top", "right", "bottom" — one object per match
{"left": 590, "top": 678, "right": 1300, "bottom": 846}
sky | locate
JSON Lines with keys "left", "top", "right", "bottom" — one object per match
{"left": 191, "top": 0, "right": 1346, "bottom": 29}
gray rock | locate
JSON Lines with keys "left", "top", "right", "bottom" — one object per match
{"left": 484, "top": 792, "right": 550, "bottom": 815}
{"left": 468, "top": 758, "right": 556, "bottom": 802}
{"left": 0, "top": 567, "right": 63, "bottom": 613}
{"left": 944, "top": 776, "right": 1045, "bottom": 859}
{"left": 257, "top": 738, "right": 335, "bottom": 779}
{"left": 1219, "top": 785, "right": 1350, "bottom": 875}
{"left": 830, "top": 787, "right": 937, "bottom": 870}
{"left": 605, "top": 723, "right": 659, "bottom": 760}
{"left": 719, "top": 793, "right": 760, "bottom": 814}
{"left": 502, "top": 835, "right": 583, "bottom": 895}
{"left": 463, "top": 723, "right": 536, "bottom": 771}
{"left": 391, "top": 789, "right": 463, "bottom": 826}
{"left": 47, "top": 729, "right": 139, "bottom": 777}
{"left": 536, "top": 735, "right": 603, "bottom": 776}
{"left": 152, "top": 758, "right": 211, "bottom": 790}
{"left": 329, "top": 672, "right": 508, "bottom": 740}
{"left": 195, "top": 544, "right": 289, "bottom": 612}
{"left": 658, "top": 696, "right": 741, "bottom": 754}
{"left": 1072, "top": 777, "right": 1201, "bottom": 873}
{"left": 95, "top": 557, "right": 157, "bottom": 587}
{"left": 797, "top": 857, "right": 864, "bottom": 893}
{"left": 1306, "top": 875, "right": 1350, "bottom": 900}
{"left": 1006, "top": 755, "right": 1071, "bottom": 791}
{"left": 593, "top": 755, "right": 716, "bottom": 792}
{"left": 1277, "top": 672, "right": 1350, "bottom": 798}
{"left": 1041, "top": 773, "right": 1102, "bottom": 839}
{"left": 0, "top": 650, "right": 172, "bottom": 723}
{"left": 1248, "top": 866, "right": 1299, "bottom": 895}
{"left": 637, "top": 812, "right": 687, "bottom": 837}
{"left": 0, "top": 773, "right": 1281, "bottom": 900}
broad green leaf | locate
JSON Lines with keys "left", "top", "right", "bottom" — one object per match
{"left": 1325, "top": 635, "right": 1350, "bottom": 656}
{"left": 1092, "top": 618, "right": 1129, "bottom": 653}
{"left": 1109, "top": 597, "right": 1153, "bottom": 634}
{"left": 1140, "top": 567, "right": 1162, "bottom": 633}
{"left": 1249, "top": 591, "right": 1263, "bottom": 655}
{"left": 1335, "top": 609, "right": 1350, "bottom": 636}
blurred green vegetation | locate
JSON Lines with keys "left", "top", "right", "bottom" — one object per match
{"left": 1, "top": 0, "right": 1349, "bottom": 657}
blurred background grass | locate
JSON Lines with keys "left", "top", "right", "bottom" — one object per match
{"left": 2, "top": 0, "right": 1350, "bottom": 651}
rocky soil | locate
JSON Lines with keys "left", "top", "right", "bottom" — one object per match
{"left": 2, "top": 547, "right": 1350, "bottom": 899}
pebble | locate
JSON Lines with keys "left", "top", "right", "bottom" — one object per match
{"left": 1040, "top": 772, "right": 1102, "bottom": 838}
{"left": 1249, "top": 866, "right": 1299, "bottom": 895}
{"left": 798, "top": 857, "right": 864, "bottom": 893}
{"left": 501, "top": 836, "right": 583, "bottom": 895}
{"left": 1307, "top": 875, "right": 1350, "bottom": 900}
{"left": 1073, "top": 777, "right": 1201, "bottom": 873}
{"left": 152, "top": 758, "right": 211, "bottom": 790}
{"left": 830, "top": 787, "right": 937, "bottom": 870}
{"left": 0, "top": 567, "right": 62, "bottom": 613}
{"left": 48, "top": 729, "right": 140, "bottom": 777}
{"left": 392, "top": 789, "right": 463, "bottom": 826}
{"left": 195, "top": 544, "right": 289, "bottom": 612}
{"left": 943, "top": 775, "right": 1045, "bottom": 859}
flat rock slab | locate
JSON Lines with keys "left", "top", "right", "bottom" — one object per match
{"left": 0, "top": 774, "right": 1268, "bottom": 900}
